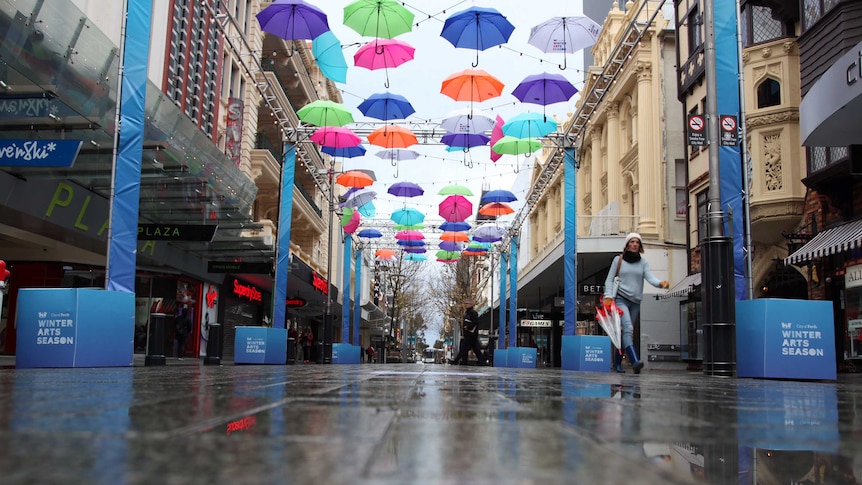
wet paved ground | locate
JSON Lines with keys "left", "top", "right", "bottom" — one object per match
{"left": 0, "top": 358, "right": 860, "bottom": 484}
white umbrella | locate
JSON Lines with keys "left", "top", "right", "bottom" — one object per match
{"left": 528, "top": 16, "right": 601, "bottom": 69}
{"left": 595, "top": 303, "right": 622, "bottom": 350}
{"left": 375, "top": 149, "right": 420, "bottom": 163}
{"left": 440, "top": 108, "right": 496, "bottom": 134}
{"left": 343, "top": 189, "right": 377, "bottom": 208}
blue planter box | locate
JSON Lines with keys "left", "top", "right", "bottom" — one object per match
{"left": 506, "top": 347, "right": 536, "bottom": 368}
{"left": 493, "top": 349, "right": 508, "bottom": 368}
{"left": 16, "top": 288, "right": 134, "bottom": 368}
{"left": 736, "top": 299, "right": 836, "bottom": 380}
{"left": 561, "top": 335, "right": 611, "bottom": 372}
{"left": 234, "top": 327, "right": 287, "bottom": 364}
{"left": 332, "top": 343, "right": 360, "bottom": 364}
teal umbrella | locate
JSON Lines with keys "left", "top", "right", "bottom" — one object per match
{"left": 391, "top": 207, "right": 425, "bottom": 226}
{"left": 312, "top": 30, "right": 347, "bottom": 83}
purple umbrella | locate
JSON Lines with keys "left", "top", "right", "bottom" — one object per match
{"left": 322, "top": 144, "right": 366, "bottom": 158}
{"left": 439, "top": 241, "right": 465, "bottom": 252}
{"left": 257, "top": 0, "right": 330, "bottom": 41}
{"left": 441, "top": 132, "right": 490, "bottom": 150}
{"left": 358, "top": 92, "right": 416, "bottom": 121}
{"left": 511, "top": 73, "right": 578, "bottom": 119}
{"left": 397, "top": 239, "right": 425, "bottom": 247}
{"left": 404, "top": 247, "right": 427, "bottom": 254}
{"left": 439, "top": 221, "right": 471, "bottom": 232}
{"left": 388, "top": 181, "right": 424, "bottom": 198}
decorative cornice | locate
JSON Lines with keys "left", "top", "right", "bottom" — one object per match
{"left": 746, "top": 109, "right": 799, "bottom": 128}
{"left": 635, "top": 62, "right": 652, "bottom": 81}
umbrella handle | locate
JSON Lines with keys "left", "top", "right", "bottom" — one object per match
{"left": 472, "top": 50, "right": 479, "bottom": 68}
{"left": 558, "top": 55, "right": 567, "bottom": 70}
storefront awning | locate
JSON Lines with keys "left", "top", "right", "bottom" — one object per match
{"left": 785, "top": 219, "right": 862, "bottom": 265}
{"left": 661, "top": 273, "right": 701, "bottom": 299}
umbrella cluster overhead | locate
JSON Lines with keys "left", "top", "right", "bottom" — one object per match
{"left": 257, "top": 0, "right": 602, "bottom": 262}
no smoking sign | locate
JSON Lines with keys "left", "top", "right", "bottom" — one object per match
{"left": 720, "top": 115, "right": 739, "bottom": 146}
{"left": 687, "top": 114, "right": 707, "bottom": 146}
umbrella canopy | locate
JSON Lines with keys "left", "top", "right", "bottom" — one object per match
{"left": 375, "top": 148, "right": 420, "bottom": 163}
{"left": 441, "top": 132, "right": 490, "bottom": 150}
{"left": 393, "top": 223, "right": 424, "bottom": 230}
{"left": 357, "top": 228, "right": 383, "bottom": 238}
{"left": 473, "top": 225, "right": 506, "bottom": 242}
{"left": 403, "top": 247, "right": 427, "bottom": 254}
{"left": 343, "top": 188, "right": 377, "bottom": 208}
{"left": 336, "top": 170, "right": 375, "bottom": 188}
{"left": 404, "top": 253, "right": 427, "bottom": 261}
{"left": 388, "top": 181, "right": 424, "bottom": 197}
{"left": 311, "top": 30, "right": 347, "bottom": 83}
{"left": 436, "top": 250, "right": 461, "bottom": 261}
{"left": 368, "top": 125, "right": 418, "bottom": 148}
{"left": 492, "top": 136, "right": 542, "bottom": 155}
{"left": 356, "top": 201, "right": 376, "bottom": 217}
{"left": 440, "top": 69, "right": 505, "bottom": 103}
{"left": 438, "top": 185, "right": 473, "bottom": 196}
{"left": 481, "top": 189, "right": 517, "bottom": 203}
{"left": 340, "top": 207, "right": 355, "bottom": 226}
{"left": 440, "top": 108, "right": 495, "bottom": 134}
{"left": 257, "top": 0, "right": 330, "bottom": 41}
{"left": 358, "top": 92, "right": 415, "bottom": 121}
{"left": 395, "top": 229, "right": 424, "bottom": 241}
{"left": 390, "top": 207, "right": 425, "bottom": 226}
{"left": 321, "top": 144, "right": 367, "bottom": 158}
{"left": 343, "top": 0, "right": 414, "bottom": 39}
{"left": 490, "top": 114, "right": 505, "bottom": 162}
{"left": 343, "top": 209, "right": 361, "bottom": 234}
{"left": 439, "top": 194, "right": 473, "bottom": 222}
{"left": 528, "top": 16, "right": 601, "bottom": 69}
{"left": 397, "top": 239, "right": 425, "bottom": 247}
{"left": 479, "top": 202, "right": 514, "bottom": 217}
{"left": 375, "top": 248, "right": 398, "bottom": 261}
{"left": 310, "top": 126, "right": 361, "bottom": 148}
{"left": 354, "top": 38, "right": 415, "bottom": 70}
{"left": 439, "top": 241, "right": 465, "bottom": 252}
{"left": 297, "top": 100, "right": 354, "bottom": 127}
{"left": 512, "top": 72, "right": 578, "bottom": 107}
{"left": 439, "top": 221, "right": 471, "bottom": 232}
{"left": 440, "top": 6, "right": 515, "bottom": 66}
{"left": 440, "top": 231, "right": 469, "bottom": 243}
{"left": 502, "top": 112, "right": 558, "bottom": 138}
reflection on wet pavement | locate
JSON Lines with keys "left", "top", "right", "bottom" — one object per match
{"left": 0, "top": 363, "right": 860, "bottom": 484}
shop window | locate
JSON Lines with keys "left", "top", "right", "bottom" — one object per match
{"left": 757, "top": 78, "right": 781, "bottom": 108}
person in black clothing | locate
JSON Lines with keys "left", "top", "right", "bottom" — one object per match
{"left": 450, "top": 298, "right": 487, "bottom": 365}
{"left": 175, "top": 308, "right": 192, "bottom": 360}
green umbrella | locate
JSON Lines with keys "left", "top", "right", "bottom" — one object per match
{"left": 341, "top": 207, "right": 355, "bottom": 226}
{"left": 438, "top": 184, "right": 473, "bottom": 196}
{"left": 393, "top": 223, "right": 424, "bottom": 230}
{"left": 435, "top": 250, "right": 461, "bottom": 260}
{"left": 297, "top": 100, "right": 355, "bottom": 127}
{"left": 491, "top": 136, "right": 542, "bottom": 155}
{"left": 343, "top": 0, "right": 414, "bottom": 39}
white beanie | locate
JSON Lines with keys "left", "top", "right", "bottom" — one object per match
{"left": 624, "top": 232, "right": 644, "bottom": 253}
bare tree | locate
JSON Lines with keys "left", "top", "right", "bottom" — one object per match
{"left": 426, "top": 256, "right": 484, "bottom": 336}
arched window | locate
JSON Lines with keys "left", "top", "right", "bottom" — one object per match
{"left": 757, "top": 78, "right": 781, "bottom": 108}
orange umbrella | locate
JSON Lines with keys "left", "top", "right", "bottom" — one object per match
{"left": 479, "top": 202, "right": 514, "bottom": 217}
{"left": 367, "top": 125, "right": 418, "bottom": 149}
{"left": 440, "top": 68, "right": 504, "bottom": 102}
{"left": 375, "top": 248, "right": 397, "bottom": 261}
{"left": 440, "top": 231, "right": 469, "bottom": 243}
{"left": 336, "top": 170, "right": 375, "bottom": 188}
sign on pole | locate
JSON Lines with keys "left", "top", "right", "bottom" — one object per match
{"left": 687, "top": 114, "right": 707, "bottom": 146}
{"left": 719, "top": 115, "right": 739, "bottom": 146}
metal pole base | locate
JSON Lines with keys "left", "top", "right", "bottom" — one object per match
{"left": 701, "top": 236, "right": 737, "bottom": 377}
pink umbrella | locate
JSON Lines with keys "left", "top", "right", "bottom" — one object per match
{"left": 310, "top": 126, "right": 361, "bottom": 148}
{"left": 343, "top": 209, "right": 360, "bottom": 234}
{"left": 395, "top": 230, "right": 424, "bottom": 241}
{"left": 354, "top": 38, "right": 415, "bottom": 88}
{"left": 439, "top": 195, "right": 473, "bottom": 222}
{"left": 490, "top": 114, "right": 505, "bottom": 162}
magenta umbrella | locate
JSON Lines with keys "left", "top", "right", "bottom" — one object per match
{"left": 354, "top": 38, "right": 415, "bottom": 88}
{"left": 490, "top": 114, "right": 505, "bottom": 162}
{"left": 343, "top": 209, "right": 360, "bottom": 234}
{"left": 395, "top": 230, "right": 424, "bottom": 241}
{"left": 439, "top": 195, "right": 473, "bottom": 222}
{"left": 310, "top": 126, "right": 361, "bottom": 148}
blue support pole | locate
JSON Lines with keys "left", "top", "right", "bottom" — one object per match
{"left": 106, "top": 0, "right": 151, "bottom": 293}
{"left": 563, "top": 148, "right": 578, "bottom": 336}
{"left": 498, "top": 251, "right": 507, "bottom": 349}
{"left": 341, "top": 237, "right": 352, "bottom": 342}
{"left": 353, "top": 247, "right": 362, "bottom": 346}
{"left": 508, "top": 236, "right": 519, "bottom": 348}
{"left": 272, "top": 146, "right": 297, "bottom": 329}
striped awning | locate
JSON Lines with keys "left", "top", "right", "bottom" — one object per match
{"left": 785, "top": 219, "right": 862, "bottom": 265}
{"left": 660, "top": 273, "right": 701, "bottom": 299}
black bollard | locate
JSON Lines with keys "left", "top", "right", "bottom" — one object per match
{"left": 204, "top": 323, "right": 223, "bottom": 365}
{"left": 145, "top": 313, "right": 167, "bottom": 366}
{"left": 286, "top": 337, "right": 296, "bottom": 364}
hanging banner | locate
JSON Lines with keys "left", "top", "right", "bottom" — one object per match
{"left": 564, "top": 148, "right": 577, "bottom": 336}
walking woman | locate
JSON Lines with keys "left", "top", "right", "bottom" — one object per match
{"left": 602, "top": 233, "right": 669, "bottom": 373}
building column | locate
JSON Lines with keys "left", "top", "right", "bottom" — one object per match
{"left": 635, "top": 62, "right": 658, "bottom": 237}
{"left": 590, "top": 129, "right": 603, "bottom": 216}
{"left": 606, "top": 102, "right": 621, "bottom": 206}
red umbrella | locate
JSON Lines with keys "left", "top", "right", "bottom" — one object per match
{"left": 439, "top": 195, "right": 473, "bottom": 222}
{"left": 479, "top": 202, "right": 514, "bottom": 217}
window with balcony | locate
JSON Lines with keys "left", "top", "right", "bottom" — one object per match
{"left": 741, "top": 5, "right": 788, "bottom": 48}
{"left": 803, "top": 0, "right": 842, "bottom": 31}
{"left": 756, "top": 78, "right": 781, "bottom": 108}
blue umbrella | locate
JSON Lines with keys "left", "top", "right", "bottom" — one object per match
{"left": 391, "top": 208, "right": 425, "bottom": 226}
{"left": 404, "top": 253, "right": 427, "bottom": 261}
{"left": 397, "top": 239, "right": 425, "bottom": 247}
{"left": 441, "top": 132, "right": 490, "bottom": 150}
{"left": 357, "top": 92, "right": 415, "bottom": 121}
{"left": 388, "top": 181, "right": 424, "bottom": 198}
{"left": 257, "top": 0, "right": 330, "bottom": 41}
{"left": 357, "top": 228, "right": 383, "bottom": 238}
{"left": 321, "top": 144, "right": 366, "bottom": 158}
{"left": 440, "top": 6, "right": 515, "bottom": 67}
{"left": 403, "top": 247, "right": 427, "bottom": 254}
{"left": 312, "top": 30, "right": 347, "bottom": 83}
{"left": 357, "top": 201, "right": 376, "bottom": 217}
{"left": 481, "top": 189, "right": 517, "bottom": 203}
{"left": 439, "top": 221, "right": 471, "bottom": 232}
{"left": 502, "top": 112, "right": 558, "bottom": 138}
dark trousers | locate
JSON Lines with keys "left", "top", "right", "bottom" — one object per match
{"left": 455, "top": 332, "right": 486, "bottom": 365}
{"left": 176, "top": 334, "right": 188, "bottom": 358}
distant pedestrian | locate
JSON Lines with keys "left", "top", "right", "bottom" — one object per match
{"left": 603, "top": 233, "right": 669, "bottom": 373}
{"left": 175, "top": 308, "right": 192, "bottom": 360}
{"left": 366, "top": 345, "right": 375, "bottom": 363}
{"left": 450, "top": 298, "right": 487, "bottom": 365}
